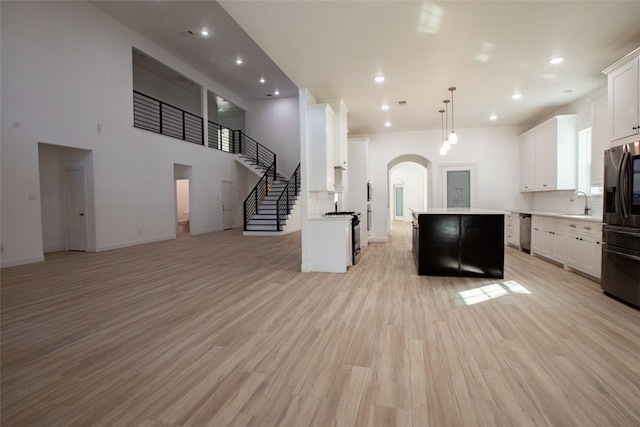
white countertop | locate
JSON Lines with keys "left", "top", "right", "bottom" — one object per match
{"left": 507, "top": 209, "right": 603, "bottom": 223}
{"left": 309, "top": 215, "right": 352, "bottom": 221}
{"left": 412, "top": 208, "right": 506, "bottom": 215}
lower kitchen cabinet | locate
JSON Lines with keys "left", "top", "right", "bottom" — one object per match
{"left": 530, "top": 214, "right": 602, "bottom": 279}
{"left": 541, "top": 219, "right": 566, "bottom": 264}
{"left": 309, "top": 217, "right": 351, "bottom": 273}
{"left": 412, "top": 212, "right": 504, "bottom": 278}
{"left": 566, "top": 221, "right": 602, "bottom": 278}
{"left": 505, "top": 211, "right": 520, "bottom": 247}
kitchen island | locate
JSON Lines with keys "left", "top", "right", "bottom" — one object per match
{"left": 411, "top": 208, "right": 505, "bottom": 278}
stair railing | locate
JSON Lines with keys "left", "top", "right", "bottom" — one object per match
{"left": 243, "top": 162, "right": 277, "bottom": 231}
{"left": 234, "top": 131, "right": 277, "bottom": 181}
{"left": 276, "top": 164, "right": 301, "bottom": 231}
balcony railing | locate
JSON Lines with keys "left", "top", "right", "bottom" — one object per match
{"left": 133, "top": 90, "right": 203, "bottom": 145}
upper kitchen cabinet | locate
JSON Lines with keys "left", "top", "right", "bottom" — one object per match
{"left": 308, "top": 103, "right": 336, "bottom": 192}
{"left": 520, "top": 115, "right": 577, "bottom": 192}
{"left": 603, "top": 48, "right": 640, "bottom": 144}
{"left": 329, "top": 100, "right": 349, "bottom": 170}
{"left": 519, "top": 131, "right": 536, "bottom": 191}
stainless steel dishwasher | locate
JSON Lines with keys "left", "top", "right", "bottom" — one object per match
{"left": 519, "top": 213, "right": 532, "bottom": 253}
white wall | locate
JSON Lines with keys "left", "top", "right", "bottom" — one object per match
{"left": 0, "top": 1, "right": 287, "bottom": 267}
{"left": 246, "top": 96, "right": 300, "bottom": 177}
{"left": 360, "top": 126, "right": 526, "bottom": 242}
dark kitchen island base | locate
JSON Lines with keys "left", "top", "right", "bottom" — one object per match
{"left": 412, "top": 210, "right": 505, "bottom": 278}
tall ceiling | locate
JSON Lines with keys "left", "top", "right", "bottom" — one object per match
{"left": 93, "top": 1, "right": 640, "bottom": 135}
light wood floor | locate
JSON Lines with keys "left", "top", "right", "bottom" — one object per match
{"left": 2, "top": 222, "right": 639, "bottom": 426}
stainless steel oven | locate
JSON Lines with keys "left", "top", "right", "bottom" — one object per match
{"left": 602, "top": 141, "right": 640, "bottom": 307}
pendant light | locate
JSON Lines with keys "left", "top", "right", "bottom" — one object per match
{"left": 439, "top": 109, "right": 447, "bottom": 156}
{"left": 448, "top": 87, "right": 458, "bottom": 144}
{"left": 443, "top": 99, "right": 451, "bottom": 150}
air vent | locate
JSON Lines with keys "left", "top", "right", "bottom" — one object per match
{"left": 398, "top": 100, "right": 407, "bottom": 106}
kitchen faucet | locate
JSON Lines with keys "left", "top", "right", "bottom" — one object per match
{"left": 570, "top": 191, "right": 590, "bottom": 215}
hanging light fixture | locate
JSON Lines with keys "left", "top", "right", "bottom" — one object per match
{"left": 443, "top": 99, "right": 451, "bottom": 150}
{"left": 448, "top": 87, "right": 458, "bottom": 144}
{"left": 439, "top": 109, "right": 447, "bottom": 156}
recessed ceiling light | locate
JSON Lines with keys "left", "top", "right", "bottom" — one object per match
{"left": 274, "top": 89, "right": 279, "bottom": 96}
{"left": 512, "top": 93, "right": 522, "bottom": 100}
{"left": 236, "top": 58, "right": 243, "bottom": 65}
{"left": 381, "top": 104, "right": 390, "bottom": 110}
{"left": 200, "top": 29, "right": 209, "bottom": 36}
{"left": 374, "top": 75, "right": 385, "bottom": 83}
{"left": 259, "top": 77, "right": 265, "bottom": 84}
{"left": 489, "top": 114, "right": 498, "bottom": 120}
{"left": 384, "top": 121, "right": 391, "bottom": 127}
{"left": 549, "top": 56, "right": 564, "bottom": 65}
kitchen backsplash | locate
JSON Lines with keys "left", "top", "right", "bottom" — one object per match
{"left": 532, "top": 189, "right": 603, "bottom": 216}
{"left": 308, "top": 191, "right": 335, "bottom": 217}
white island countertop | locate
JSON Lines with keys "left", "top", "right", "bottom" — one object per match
{"left": 412, "top": 208, "right": 506, "bottom": 215}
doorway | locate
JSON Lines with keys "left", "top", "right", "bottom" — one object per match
{"left": 174, "top": 164, "right": 193, "bottom": 236}
{"left": 38, "top": 143, "right": 94, "bottom": 253}
{"left": 64, "top": 168, "right": 88, "bottom": 250}
{"left": 440, "top": 163, "right": 477, "bottom": 208}
{"left": 175, "top": 179, "right": 190, "bottom": 234}
{"left": 222, "top": 180, "right": 233, "bottom": 230}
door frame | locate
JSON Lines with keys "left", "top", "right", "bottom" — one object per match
{"left": 440, "top": 163, "right": 477, "bottom": 208}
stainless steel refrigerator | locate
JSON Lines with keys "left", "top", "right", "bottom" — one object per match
{"left": 602, "top": 141, "right": 640, "bottom": 307}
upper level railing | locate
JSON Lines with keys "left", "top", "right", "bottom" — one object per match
{"left": 276, "top": 163, "right": 301, "bottom": 231}
{"left": 133, "top": 91, "right": 277, "bottom": 176}
{"left": 133, "top": 91, "right": 203, "bottom": 145}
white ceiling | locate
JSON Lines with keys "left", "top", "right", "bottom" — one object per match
{"left": 93, "top": 1, "right": 640, "bottom": 135}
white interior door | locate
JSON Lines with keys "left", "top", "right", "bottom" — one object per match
{"left": 440, "top": 163, "right": 477, "bottom": 208}
{"left": 222, "top": 181, "right": 233, "bottom": 230}
{"left": 64, "top": 168, "right": 87, "bottom": 251}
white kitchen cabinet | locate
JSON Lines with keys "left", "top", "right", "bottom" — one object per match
{"left": 566, "top": 220, "right": 601, "bottom": 278}
{"left": 519, "top": 132, "right": 536, "bottom": 191}
{"left": 505, "top": 212, "right": 520, "bottom": 247}
{"left": 309, "top": 217, "right": 352, "bottom": 273}
{"left": 540, "top": 218, "right": 567, "bottom": 264}
{"left": 331, "top": 99, "right": 349, "bottom": 170}
{"left": 520, "top": 115, "right": 576, "bottom": 192}
{"left": 531, "top": 216, "right": 543, "bottom": 255}
{"left": 308, "top": 104, "right": 336, "bottom": 192}
{"left": 590, "top": 93, "right": 608, "bottom": 186}
{"left": 335, "top": 168, "right": 348, "bottom": 193}
{"left": 603, "top": 48, "right": 640, "bottom": 143}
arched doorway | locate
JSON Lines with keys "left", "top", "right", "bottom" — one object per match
{"left": 387, "top": 154, "right": 432, "bottom": 233}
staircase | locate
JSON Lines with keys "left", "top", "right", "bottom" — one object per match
{"left": 235, "top": 144, "right": 301, "bottom": 235}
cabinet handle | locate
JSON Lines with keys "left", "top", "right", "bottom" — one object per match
{"left": 584, "top": 226, "right": 592, "bottom": 230}
{"left": 569, "top": 224, "right": 576, "bottom": 228}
